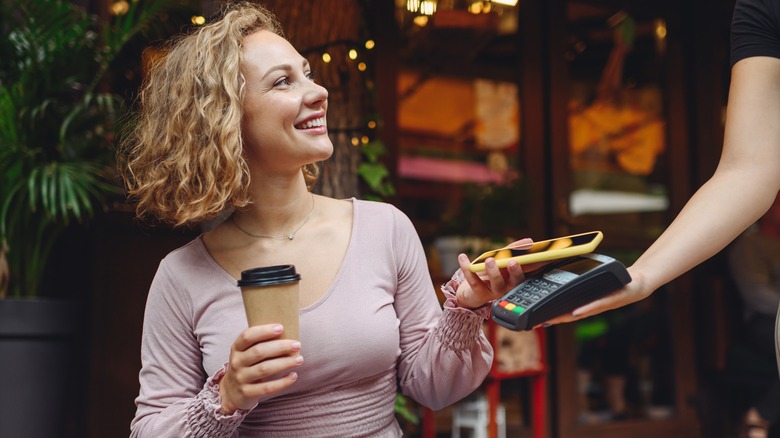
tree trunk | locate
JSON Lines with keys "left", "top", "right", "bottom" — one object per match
{"left": 264, "top": 0, "right": 367, "bottom": 199}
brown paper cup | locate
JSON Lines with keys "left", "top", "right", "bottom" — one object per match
{"left": 237, "top": 265, "right": 300, "bottom": 340}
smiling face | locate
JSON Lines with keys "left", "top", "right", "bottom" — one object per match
{"left": 240, "top": 30, "right": 332, "bottom": 178}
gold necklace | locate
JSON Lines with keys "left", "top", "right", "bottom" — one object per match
{"left": 231, "top": 194, "right": 315, "bottom": 240}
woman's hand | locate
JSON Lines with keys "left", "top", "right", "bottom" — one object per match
{"left": 537, "top": 266, "right": 654, "bottom": 327}
{"left": 454, "top": 238, "right": 535, "bottom": 309}
{"left": 218, "top": 324, "right": 303, "bottom": 414}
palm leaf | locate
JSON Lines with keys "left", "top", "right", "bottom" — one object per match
{"left": 0, "top": 88, "right": 19, "bottom": 144}
{"left": 0, "top": 0, "right": 179, "bottom": 297}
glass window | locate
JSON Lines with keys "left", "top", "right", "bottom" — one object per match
{"left": 564, "top": 4, "right": 677, "bottom": 424}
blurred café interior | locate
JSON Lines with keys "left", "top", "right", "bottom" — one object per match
{"left": 6, "top": 0, "right": 772, "bottom": 436}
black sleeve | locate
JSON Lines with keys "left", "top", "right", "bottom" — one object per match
{"left": 730, "top": 0, "right": 780, "bottom": 67}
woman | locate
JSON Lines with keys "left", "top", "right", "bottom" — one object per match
{"left": 122, "top": 2, "right": 526, "bottom": 436}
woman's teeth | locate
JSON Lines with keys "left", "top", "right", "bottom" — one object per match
{"left": 297, "top": 117, "right": 325, "bottom": 129}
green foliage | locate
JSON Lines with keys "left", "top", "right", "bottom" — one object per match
{"left": 394, "top": 392, "right": 419, "bottom": 425}
{"left": 357, "top": 139, "right": 395, "bottom": 201}
{"left": 0, "top": 0, "right": 176, "bottom": 298}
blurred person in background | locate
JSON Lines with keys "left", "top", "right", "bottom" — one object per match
{"left": 729, "top": 194, "right": 780, "bottom": 438}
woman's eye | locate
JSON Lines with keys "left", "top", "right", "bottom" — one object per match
{"left": 307, "top": 70, "right": 317, "bottom": 82}
{"left": 273, "top": 77, "right": 291, "bottom": 87}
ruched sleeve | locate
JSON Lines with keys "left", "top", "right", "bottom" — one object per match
{"left": 130, "top": 262, "right": 253, "bottom": 437}
{"left": 388, "top": 206, "right": 494, "bottom": 410}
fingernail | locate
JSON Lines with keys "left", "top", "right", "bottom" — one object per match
{"left": 273, "top": 324, "right": 283, "bottom": 334}
{"left": 486, "top": 259, "right": 496, "bottom": 269}
{"left": 295, "top": 355, "right": 304, "bottom": 364}
{"left": 289, "top": 372, "right": 298, "bottom": 381}
{"left": 542, "top": 323, "right": 551, "bottom": 328}
{"left": 571, "top": 311, "right": 579, "bottom": 317}
{"left": 291, "top": 341, "right": 301, "bottom": 351}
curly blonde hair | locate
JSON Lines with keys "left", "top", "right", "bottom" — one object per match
{"left": 120, "top": 2, "right": 319, "bottom": 226}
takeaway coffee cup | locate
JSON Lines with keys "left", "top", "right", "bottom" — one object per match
{"left": 237, "top": 265, "right": 301, "bottom": 340}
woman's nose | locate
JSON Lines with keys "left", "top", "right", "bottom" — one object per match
{"left": 305, "top": 81, "right": 328, "bottom": 107}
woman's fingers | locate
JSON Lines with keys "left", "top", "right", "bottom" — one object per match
{"left": 456, "top": 254, "right": 491, "bottom": 308}
{"left": 458, "top": 254, "right": 485, "bottom": 291}
{"left": 484, "top": 257, "right": 507, "bottom": 295}
{"left": 233, "top": 324, "right": 285, "bottom": 351}
{"left": 537, "top": 290, "right": 627, "bottom": 327}
{"left": 221, "top": 326, "right": 304, "bottom": 412}
{"left": 234, "top": 341, "right": 301, "bottom": 378}
{"left": 244, "top": 353, "right": 304, "bottom": 384}
{"left": 505, "top": 259, "right": 526, "bottom": 287}
{"left": 570, "top": 276, "right": 651, "bottom": 318}
{"left": 505, "top": 238, "right": 533, "bottom": 249}
{"left": 246, "top": 371, "right": 300, "bottom": 396}
{"left": 536, "top": 268, "right": 651, "bottom": 327}
{"left": 456, "top": 253, "right": 531, "bottom": 309}
{"left": 243, "top": 339, "right": 301, "bottom": 365}
{"left": 220, "top": 365, "right": 300, "bottom": 412}
{"left": 230, "top": 324, "right": 303, "bottom": 379}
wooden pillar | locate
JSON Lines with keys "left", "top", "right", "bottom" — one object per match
{"left": 265, "top": 0, "right": 367, "bottom": 199}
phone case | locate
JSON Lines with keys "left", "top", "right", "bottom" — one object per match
{"left": 469, "top": 231, "right": 603, "bottom": 273}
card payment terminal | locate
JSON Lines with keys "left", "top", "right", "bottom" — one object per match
{"left": 492, "top": 253, "right": 631, "bottom": 331}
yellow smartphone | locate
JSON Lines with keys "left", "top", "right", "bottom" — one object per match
{"left": 469, "top": 231, "right": 603, "bottom": 273}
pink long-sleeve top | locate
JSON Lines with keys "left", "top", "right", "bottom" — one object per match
{"left": 130, "top": 199, "right": 494, "bottom": 437}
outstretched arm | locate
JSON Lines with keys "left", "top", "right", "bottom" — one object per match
{"left": 548, "top": 56, "right": 780, "bottom": 325}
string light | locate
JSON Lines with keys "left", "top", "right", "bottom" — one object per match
{"left": 413, "top": 16, "right": 429, "bottom": 26}
{"left": 407, "top": 0, "right": 437, "bottom": 15}
{"left": 191, "top": 15, "right": 205, "bottom": 25}
{"left": 469, "top": 1, "right": 492, "bottom": 14}
{"left": 306, "top": 39, "right": 381, "bottom": 155}
{"left": 419, "top": 0, "right": 437, "bottom": 15}
{"left": 111, "top": 1, "right": 129, "bottom": 15}
{"left": 655, "top": 20, "right": 667, "bottom": 39}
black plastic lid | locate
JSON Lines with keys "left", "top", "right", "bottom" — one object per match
{"left": 237, "top": 265, "right": 301, "bottom": 287}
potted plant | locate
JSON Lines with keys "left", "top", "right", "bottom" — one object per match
{"left": 0, "top": 0, "right": 175, "bottom": 434}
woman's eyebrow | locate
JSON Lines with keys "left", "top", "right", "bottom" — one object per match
{"left": 261, "top": 59, "right": 310, "bottom": 81}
